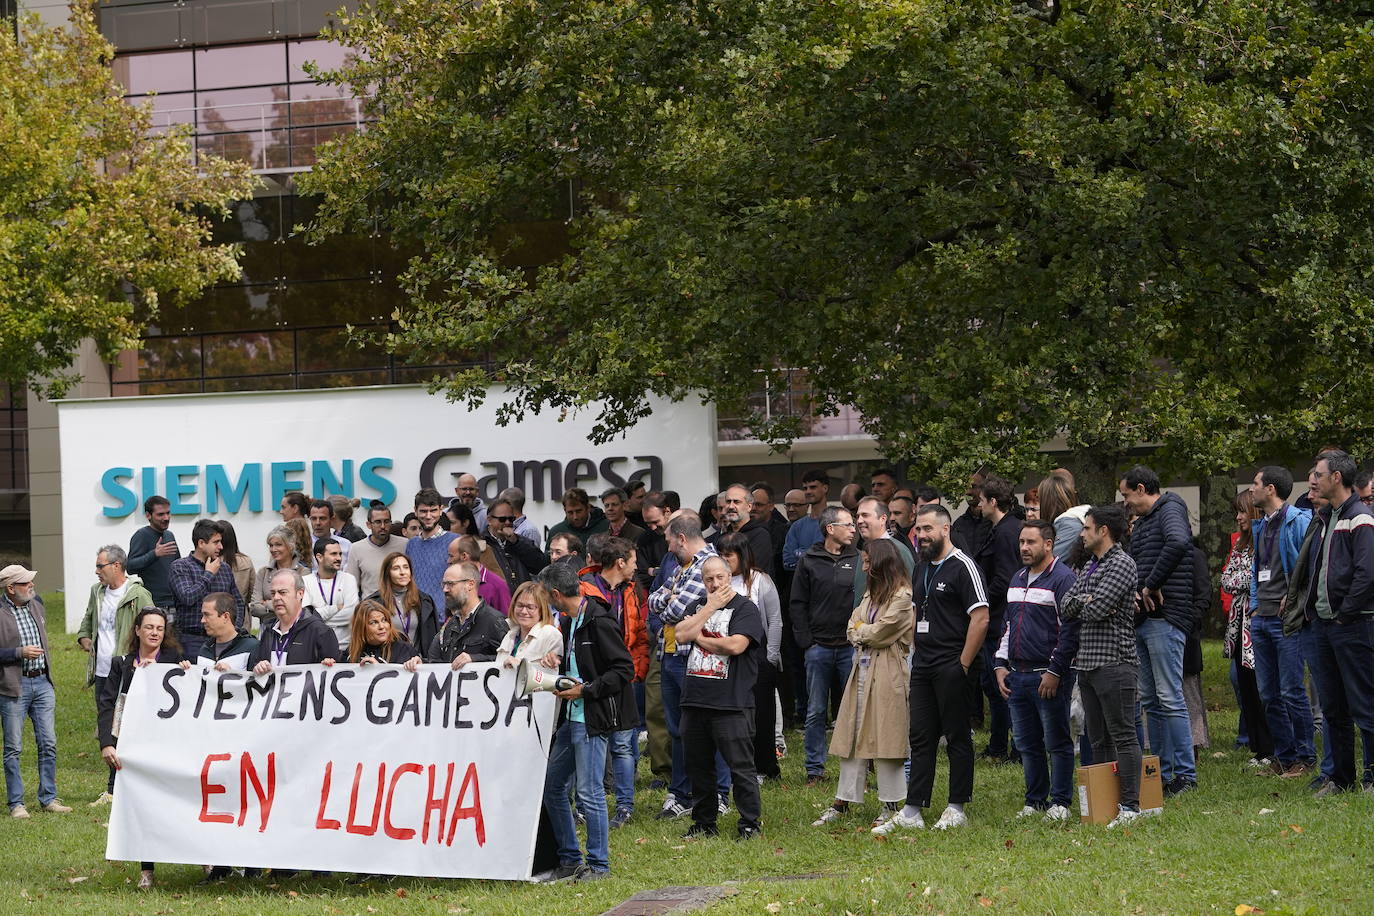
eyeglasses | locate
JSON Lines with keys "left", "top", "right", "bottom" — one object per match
{"left": 828, "top": 521, "right": 856, "bottom": 529}
{"left": 490, "top": 515, "right": 516, "bottom": 523}
{"left": 94, "top": 562, "right": 116, "bottom": 570}
{"left": 442, "top": 577, "right": 477, "bottom": 587}
{"left": 784, "top": 502, "right": 806, "bottom": 509}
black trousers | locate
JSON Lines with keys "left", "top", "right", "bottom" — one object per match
{"left": 682, "top": 707, "right": 761, "bottom": 832}
{"left": 752, "top": 662, "right": 780, "bottom": 779}
{"left": 906, "top": 657, "right": 977, "bottom": 808}
{"left": 1080, "top": 663, "right": 1142, "bottom": 810}
{"left": 1233, "top": 660, "right": 1274, "bottom": 760}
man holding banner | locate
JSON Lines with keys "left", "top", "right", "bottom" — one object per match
{"left": 537, "top": 563, "right": 636, "bottom": 881}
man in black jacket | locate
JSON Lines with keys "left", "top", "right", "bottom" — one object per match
{"left": 1119, "top": 465, "right": 1197, "bottom": 794}
{"left": 791, "top": 506, "right": 860, "bottom": 785}
{"left": 426, "top": 562, "right": 506, "bottom": 668}
{"left": 975, "top": 475, "right": 1022, "bottom": 762}
{"left": 483, "top": 499, "right": 548, "bottom": 591}
{"left": 709, "top": 484, "right": 776, "bottom": 578}
{"left": 538, "top": 563, "right": 635, "bottom": 881}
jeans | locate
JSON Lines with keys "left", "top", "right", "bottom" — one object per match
{"left": 1135, "top": 618, "right": 1196, "bottom": 784}
{"left": 180, "top": 633, "right": 207, "bottom": 663}
{"left": 661, "top": 653, "right": 729, "bottom": 801}
{"left": 803, "top": 645, "right": 853, "bottom": 775}
{"left": 978, "top": 644, "right": 1012, "bottom": 756}
{"left": 1005, "top": 669, "right": 1075, "bottom": 808}
{"left": 1311, "top": 616, "right": 1374, "bottom": 789}
{"left": 681, "top": 707, "right": 761, "bottom": 832}
{"left": 1299, "top": 624, "right": 1337, "bottom": 780}
{"left": 1, "top": 676, "right": 58, "bottom": 808}
{"left": 542, "top": 721, "right": 610, "bottom": 872}
{"left": 1079, "top": 664, "right": 1142, "bottom": 810}
{"left": 608, "top": 728, "right": 638, "bottom": 813}
{"left": 1250, "top": 615, "right": 1315, "bottom": 764}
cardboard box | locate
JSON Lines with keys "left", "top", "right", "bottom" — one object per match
{"left": 1077, "top": 755, "right": 1164, "bottom": 824}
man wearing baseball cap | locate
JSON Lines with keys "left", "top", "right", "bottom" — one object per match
{"left": 0, "top": 565, "right": 70, "bottom": 817}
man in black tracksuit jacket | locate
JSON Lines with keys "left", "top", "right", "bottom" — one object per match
{"left": 790, "top": 506, "right": 860, "bottom": 782}
{"left": 538, "top": 562, "right": 635, "bottom": 880}
{"left": 975, "top": 476, "right": 1023, "bottom": 761}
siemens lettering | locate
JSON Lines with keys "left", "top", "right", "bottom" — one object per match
{"left": 98, "top": 459, "right": 396, "bottom": 518}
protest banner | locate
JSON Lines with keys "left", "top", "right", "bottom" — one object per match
{"left": 106, "top": 662, "right": 557, "bottom": 880}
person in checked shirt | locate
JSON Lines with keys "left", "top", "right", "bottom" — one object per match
{"left": 1061, "top": 504, "right": 1142, "bottom": 828}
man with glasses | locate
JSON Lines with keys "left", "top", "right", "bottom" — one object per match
{"left": 782, "top": 489, "right": 808, "bottom": 523}
{"left": 483, "top": 498, "right": 548, "bottom": 591}
{"left": 0, "top": 565, "right": 70, "bottom": 818}
{"left": 426, "top": 562, "right": 506, "bottom": 668}
{"left": 447, "top": 472, "right": 488, "bottom": 532}
{"left": 790, "top": 506, "right": 860, "bottom": 786}
{"left": 344, "top": 501, "right": 397, "bottom": 599}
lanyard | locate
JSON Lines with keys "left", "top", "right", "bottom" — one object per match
{"left": 317, "top": 575, "right": 338, "bottom": 607}
{"left": 1257, "top": 506, "right": 1286, "bottom": 569}
{"left": 272, "top": 617, "right": 299, "bottom": 667}
{"left": 919, "top": 556, "right": 948, "bottom": 618}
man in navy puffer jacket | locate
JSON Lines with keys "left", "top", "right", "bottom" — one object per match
{"left": 1119, "top": 465, "right": 1197, "bottom": 795}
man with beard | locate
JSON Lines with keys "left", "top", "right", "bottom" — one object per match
{"left": 406, "top": 488, "right": 458, "bottom": 620}
{"left": 710, "top": 484, "right": 775, "bottom": 578}
{"left": 426, "top": 562, "right": 506, "bottom": 668}
{"left": 875, "top": 505, "right": 988, "bottom": 834}
{"left": 126, "top": 496, "right": 178, "bottom": 609}
{"left": 169, "top": 519, "right": 242, "bottom": 660}
{"left": 446, "top": 472, "right": 488, "bottom": 532}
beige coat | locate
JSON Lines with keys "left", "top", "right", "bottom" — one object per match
{"left": 829, "top": 588, "right": 914, "bottom": 760}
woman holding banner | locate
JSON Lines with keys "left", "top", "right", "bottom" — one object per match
{"left": 97, "top": 608, "right": 187, "bottom": 889}
{"left": 495, "top": 583, "right": 563, "bottom": 669}
{"left": 342, "top": 599, "right": 422, "bottom": 669}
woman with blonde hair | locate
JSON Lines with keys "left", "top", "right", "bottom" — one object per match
{"left": 343, "top": 599, "right": 422, "bottom": 669}
{"left": 248, "top": 525, "right": 310, "bottom": 628}
{"left": 495, "top": 582, "right": 564, "bottom": 668}
{"left": 815, "top": 539, "right": 914, "bottom": 829}
{"left": 285, "top": 517, "right": 315, "bottom": 571}
{"left": 369, "top": 552, "right": 439, "bottom": 650}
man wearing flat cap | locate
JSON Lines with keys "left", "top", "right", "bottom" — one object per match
{"left": 0, "top": 565, "right": 70, "bottom": 818}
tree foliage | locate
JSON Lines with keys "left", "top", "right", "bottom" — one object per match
{"left": 0, "top": 9, "right": 254, "bottom": 397}
{"left": 304, "top": 0, "right": 1374, "bottom": 483}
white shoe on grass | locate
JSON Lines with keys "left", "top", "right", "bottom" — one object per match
{"left": 1106, "top": 806, "right": 1139, "bottom": 828}
{"left": 1016, "top": 805, "right": 1038, "bottom": 818}
{"left": 932, "top": 806, "right": 968, "bottom": 830}
{"left": 871, "top": 810, "right": 924, "bottom": 835}
{"left": 1044, "top": 804, "right": 1071, "bottom": 822}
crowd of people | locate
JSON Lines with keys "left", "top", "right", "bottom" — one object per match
{"left": 2, "top": 451, "right": 1372, "bottom": 886}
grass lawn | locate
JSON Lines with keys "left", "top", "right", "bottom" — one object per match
{"left": 2, "top": 593, "right": 1368, "bottom": 915}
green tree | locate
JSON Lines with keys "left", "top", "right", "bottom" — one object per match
{"left": 0, "top": 9, "right": 254, "bottom": 397}
{"left": 303, "top": 0, "right": 1374, "bottom": 487}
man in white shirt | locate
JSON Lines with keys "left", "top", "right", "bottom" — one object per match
{"left": 301, "top": 539, "right": 359, "bottom": 650}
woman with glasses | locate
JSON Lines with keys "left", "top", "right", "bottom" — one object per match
{"left": 495, "top": 582, "right": 564, "bottom": 669}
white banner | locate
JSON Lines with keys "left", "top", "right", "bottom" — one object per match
{"left": 106, "top": 662, "right": 557, "bottom": 880}
{"left": 57, "top": 384, "right": 719, "bottom": 630}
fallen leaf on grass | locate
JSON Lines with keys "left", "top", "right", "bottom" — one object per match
{"left": 1235, "top": 905, "right": 1265, "bottom": 915}
{"left": 1288, "top": 824, "right": 1303, "bottom": 833}
{"left": 765, "top": 904, "right": 782, "bottom": 914}
{"left": 923, "top": 886, "right": 933, "bottom": 896}
{"left": 670, "top": 844, "right": 686, "bottom": 850}
{"left": 977, "top": 896, "right": 994, "bottom": 907}
{"left": 396, "top": 888, "right": 409, "bottom": 898}
{"left": 66, "top": 877, "right": 87, "bottom": 884}
{"left": 1004, "top": 839, "right": 1014, "bottom": 849}
{"left": 1212, "top": 752, "right": 1227, "bottom": 759}
{"left": 1257, "top": 808, "right": 1275, "bottom": 815}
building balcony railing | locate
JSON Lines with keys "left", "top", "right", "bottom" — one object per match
{"left": 150, "top": 94, "right": 370, "bottom": 172}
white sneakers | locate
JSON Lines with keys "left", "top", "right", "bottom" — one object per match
{"left": 1016, "top": 805, "right": 1039, "bottom": 818}
{"left": 871, "top": 810, "right": 925, "bottom": 835}
{"left": 811, "top": 806, "right": 843, "bottom": 827}
{"left": 1044, "top": 804, "right": 1071, "bottom": 822}
{"left": 1106, "top": 805, "right": 1140, "bottom": 828}
{"left": 931, "top": 805, "right": 969, "bottom": 830}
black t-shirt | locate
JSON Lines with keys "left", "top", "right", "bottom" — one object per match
{"left": 911, "top": 547, "right": 988, "bottom": 666}
{"left": 681, "top": 595, "right": 764, "bottom": 711}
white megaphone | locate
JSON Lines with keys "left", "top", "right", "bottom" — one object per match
{"left": 515, "top": 658, "right": 581, "bottom": 697}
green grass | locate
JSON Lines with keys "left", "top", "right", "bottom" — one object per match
{"left": 3, "top": 592, "right": 1369, "bottom": 915}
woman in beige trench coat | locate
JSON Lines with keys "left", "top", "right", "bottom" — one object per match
{"left": 814, "top": 539, "right": 914, "bottom": 828}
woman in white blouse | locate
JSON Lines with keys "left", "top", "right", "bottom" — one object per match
{"left": 496, "top": 582, "right": 564, "bottom": 669}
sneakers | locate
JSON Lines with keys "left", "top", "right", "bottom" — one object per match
{"left": 805, "top": 773, "right": 825, "bottom": 788}
{"left": 655, "top": 797, "right": 690, "bottom": 819}
{"left": 41, "top": 800, "right": 72, "bottom": 813}
{"left": 89, "top": 792, "right": 113, "bottom": 807}
{"left": 546, "top": 863, "right": 582, "bottom": 882}
{"left": 871, "top": 807, "right": 901, "bottom": 829}
{"left": 736, "top": 825, "right": 761, "bottom": 841}
{"left": 718, "top": 794, "right": 730, "bottom": 816}
{"left": 1162, "top": 778, "right": 1196, "bottom": 798}
{"left": 609, "top": 808, "right": 633, "bottom": 829}
{"left": 1313, "top": 779, "right": 1344, "bottom": 799}
{"left": 1279, "top": 761, "right": 1315, "bottom": 779}
{"left": 1044, "top": 804, "right": 1071, "bottom": 822}
{"left": 1245, "top": 756, "right": 1273, "bottom": 771}
{"left": 1106, "top": 805, "right": 1139, "bottom": 828}
{"left": 931, "top": 805, "right": 968, "bottom": 830}
{"left": 10, "top": 804, "right": 29, "bottom": 819}
{"left": 573, "top": 864, "right": 609, "bottom": 882}
{"left": 682, "top": 823, "right": 719, "bottom": 839}
{"left": 811, "top": 806, "right": 844, "bottom": 827}
{"left": 775, "top": 739, "right": 787, "bottom": 759}
{"left": 1015, "top": 805, "right": 1039, "bottom": 819}
{"left": 137, "top": 869, "right": 154, "bottom": 890}
{"left": 871, "top": 810, "right": 924, "bottom": 835}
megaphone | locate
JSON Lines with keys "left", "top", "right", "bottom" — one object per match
{"left": 515, "top": 658, "right": 580, "bottom": 697}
